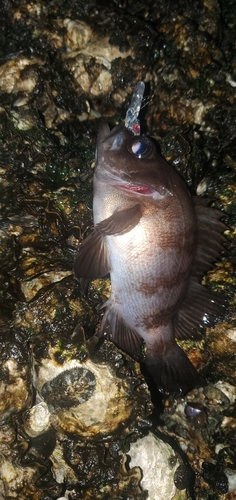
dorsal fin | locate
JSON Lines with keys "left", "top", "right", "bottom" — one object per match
{"left": 191, "top": 197, "right": 228, "bottom": 278}
{"left": 174, "top": 198, "right": 228, "bottom": 340}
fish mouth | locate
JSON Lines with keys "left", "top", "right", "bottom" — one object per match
{"left": 100, "top": 165, "right": 172, "bottom": 200}
{"left": 100, "top": 167, "right": 155, "bottom": 196}
{"left": 115, "top": 184, "right": 156, "bottom": 196}
{"left": 115, "top": 181, "right": 171, "bottom": 200}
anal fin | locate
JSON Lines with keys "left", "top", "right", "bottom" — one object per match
{"left": 99, "top": 301, "right": 143, "bottom": 357}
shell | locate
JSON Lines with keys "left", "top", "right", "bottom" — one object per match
{"left": 33, "top": 341, "right": 151, "bottom": 440}
{"left": 23, "top": 402, "right": 50, "bottom": 437}
{"left": 129, "top": 431, "right": 188, "bottom": 499}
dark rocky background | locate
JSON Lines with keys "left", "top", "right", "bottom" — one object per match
{"left": 0, "top": 1, "right": 235, "bottom": 499}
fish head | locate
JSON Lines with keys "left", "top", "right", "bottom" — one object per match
{"left": 94, "top": 123, "right": 175, "bottom": 201}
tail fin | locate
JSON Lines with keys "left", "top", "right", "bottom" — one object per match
{"left": 145, "top": 343, "right": 204, "bottom": 395}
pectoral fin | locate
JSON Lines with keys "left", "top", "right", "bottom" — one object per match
{"left": 96, "top": 204, "right": 142, "bottom": 235}
{"left": 74, "top": 204, "right": 142, "bottom": 279}
{"left": 74, "top": 230, "right": 110, "bottom": 278}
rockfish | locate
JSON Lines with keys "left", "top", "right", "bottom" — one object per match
{"left": 74, "top": 123, "right": 227, "bottom": 394}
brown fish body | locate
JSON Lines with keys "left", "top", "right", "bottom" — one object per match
{"left": 94, "top": 128, "right": 196, "bottom": 335}
{"left": 75, "top": 123, "right": 227, "bottom": 394}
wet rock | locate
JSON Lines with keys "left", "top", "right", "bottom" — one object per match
{"left": 202, "top": 461, "right": 228, "bottom": 495}
{"left": 63, "top": 19, "right": 93, "bottom": 51}
{"left": 0, "top": 56, "right": 44, "bottom": 94}
{"left": 174, "top": 463, "right": 192, "bottom": 491}
{"left": 129, "top": 431, "right": 188, "bottom": 499}
{"left": 159, "top": 382, "right": 236, "bottom": 498}
{"left": 0, "top": 330, "right": 32, "bottom": 421}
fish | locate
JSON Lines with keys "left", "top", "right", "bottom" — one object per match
{"left": 74, "top": 123, "right": 227, "bottom": 394}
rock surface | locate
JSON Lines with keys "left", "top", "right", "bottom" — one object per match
{"left": 129, "top": 432, "right": 188, "bottom": 499}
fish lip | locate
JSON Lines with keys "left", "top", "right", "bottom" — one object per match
{"left": 104, "top": 172, "right": 171, "bottom": 199}
{"left": 97, "top": 122, "right": 111, "bottom": 142}
{"left": 96, "top": 164, "right": 173, "bottom": 199}
{"left": 97, "top": 123, "right": 125, "bottom": 144}
{"left": 98, "top": 168, "right": 131, "bottom": 185}
{"left": 115, "top": 183, "right": 156, "bottom": 196}
{"left": 95, "top": 166, "right": 150, "bottom": 193}
{"left": 114, "top": 182, "right": 173, "bottom": 199}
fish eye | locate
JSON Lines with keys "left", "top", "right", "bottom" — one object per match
{"left": 127, "top": 137, "right": 153, "bottom": 159}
